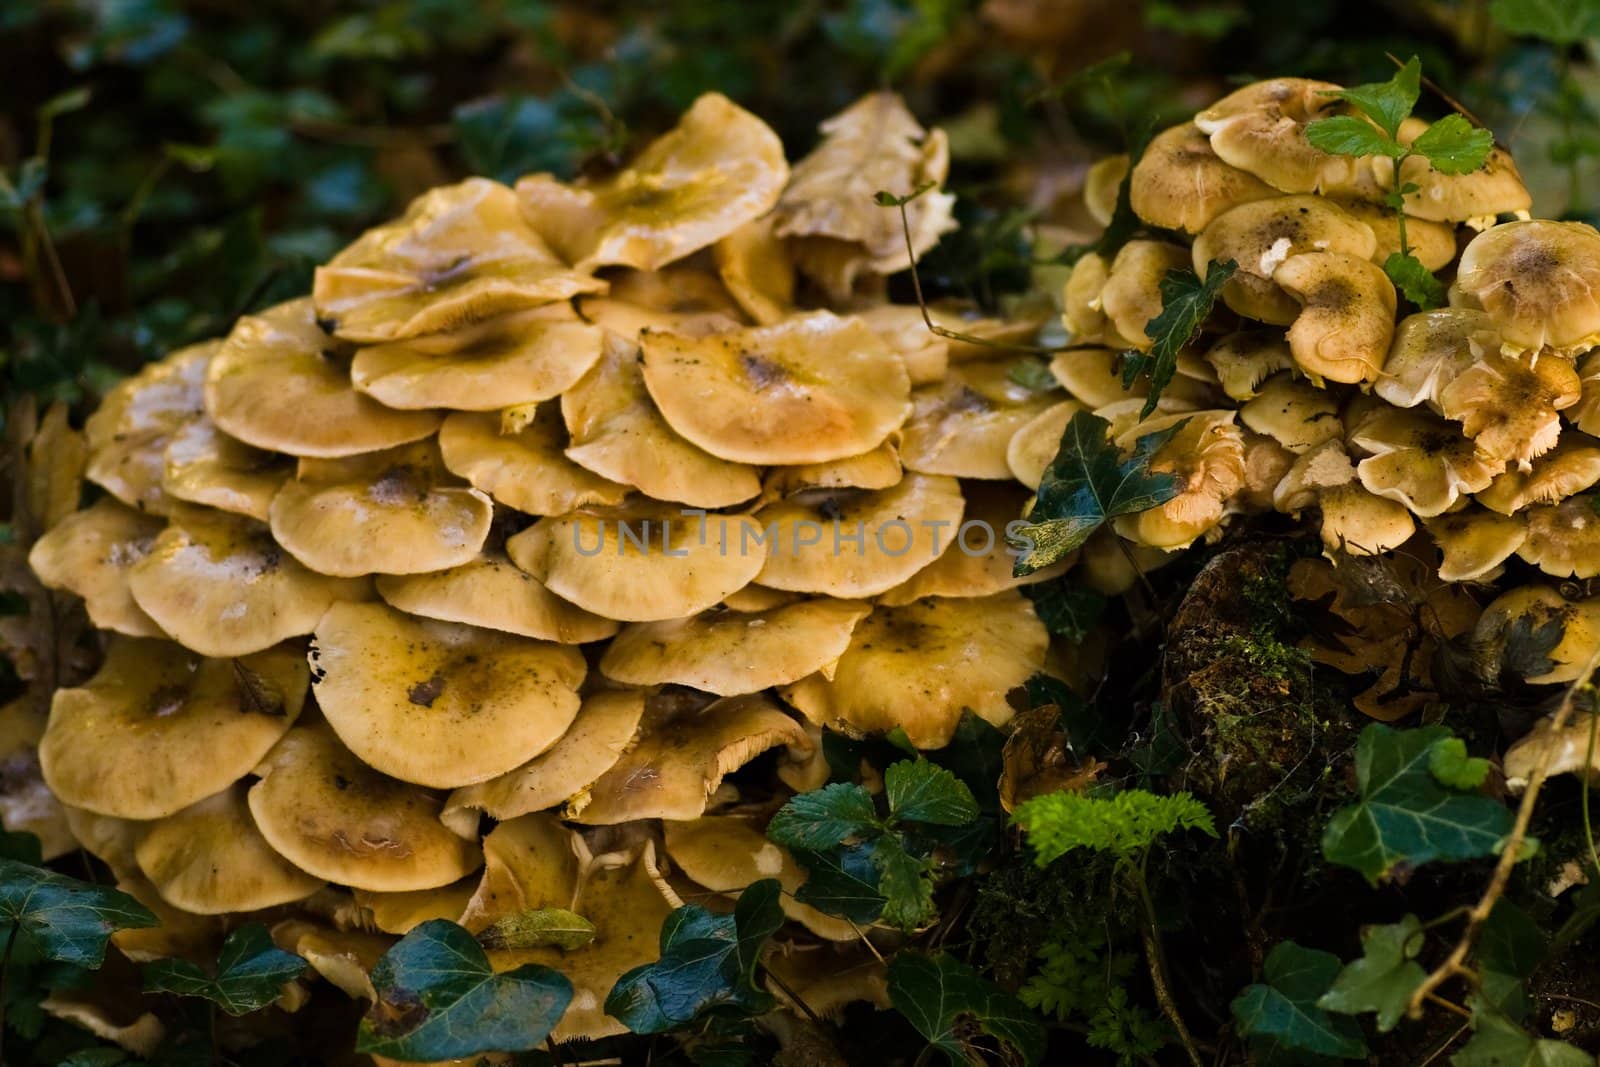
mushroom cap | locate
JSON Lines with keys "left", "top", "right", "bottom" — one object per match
{"left": 349, "top": 303, "right": 605, "bottom": 411}
{"left": 1378, "top": 308, "right": 1495, "bottom": 410}
{"left": 1473, "top": 586, "right": 1600, "bottom": 685}
{"left": 517, "top": 93, "right": 787, "bottom": 272}
{"left": 1349, "top": 407, "right": 1499, "bottom": 517}
{"left": 312, "top": 177, "right": 604, "bottom": 343}
{"left": 438, "top": 408, "right": 629, "bottom": 516}
{"left": 1195, "top": 196, "right": 1378, "bottom": 326}
{"left": 85, "top": 341, "right": 212, "bottom": 516}
{"left": 160, "top": 416, "right": 291, "bottom": 522}
{"left": 457, "top": 813, "right": 579, "bottom": 935}
{"left": 1332, "top": 197, "right": 1458, "bottom": 271}
{"left": 446, "top": 689, "right": 646, "bottom": 821}
{"left": 1113, "top": 411, "right": 1247, "bottom": 548}
{"left": 1570, "top": 352, "right": 1600, "bottom": 436}
{"left": 754, "top": 473, "right": 966, "bottom": 597}
{"left": 508, "top": 502, "right": 766, "bottom": 622}
{"left": 206, "top": 299, "right": 442, "bottom": 458}
{"left": 1438, "top": 348, "right": 1581, "bottom": 469}
{"left": 375, "top": 550, "right": 618, "bottom": 643}
{"left": 600, "top": 597, "right": 871, "bottom": 695}
{"left": 1318, "top": 482, "right": 1417, "bottom": 556}
{"left": 311, "top": 601, "right": 586, "bottom": 788}
{"left": 28, "top": 498, "right": 165, "bottom": 638}
{"left": 0, "top": 700, "right": 73, "bottom": 861}
{"left": 1194, "top": 78, "right": 1383, "bottom": 198}
{"left": 1505, "top": 710, "right": 1600, "bottom": 786}
{"left": 853, "top": 305, "right": 949, "bottom": 386}
{"left": 1273, "top": 438, "right": 1357, "bottom": 512}
{"left": 1519, "top": 495, "right": 1600, "bottom": 578}
{"left": 1239, "top": 372, "right": 1343, "bottom": 453}
{"left": 639, "top": 311, "right": 912, "bottom": 465}
{"left": 1477, "top": 439, "right": 1600, "bottom": 514}
{"left": 1273, "top": 251, "right": 1396, "bottom": 385}
{"left": 248, "top": 725, "right": 482, "bottom": 892}
{"left": 1455, "top": 220, "right": 1600, "bottom": 355}
{"left": 900, "top": 359, "right": 1061, "bottom": 478}
{"left": 764, "top": 943, "right": 890, "bottom": 1018}
{"left": 1388, "top": 120, "right": 1532, "bottom": 223}
{"left": 715, "top": 216, "right": 794, "bottom": 326}
{"left": 1007, "top": 400, "right": 1081, "bottom": 490}
{"left": 1049, "top": 347, "right": 1129, "bottom": 408}
{"left": 881, "top": 482, "right": 1067, "bottom": 601}
{"left": 1203, "top": 332, "right": 1296, "bottom": 402}
{"left": 1100, "top": 241, "right": 1192, "bottom": 347}
{"left": 572, "top": 692, "right": 812, "bottom": 823}
{"left": 1062, "top": 253, "right": 1112, "bottom": 343}
{"left": 781, "top": 592, "right": 1048, "bottom": 749}
{"left": 353, "top": 879, "right": 476, "bottom": 935}
{"left": 1130, "top": 123, "right": 1277, "bottom": 234}
{"left": 270, "top": 919, "right": 393, "bottom": 1000}
{"left": 561, "top": 330, "right": 761, "bottom": 508}
{"left": 62, "top": 804, "right": 144, "bottom": 876}
{"left": 134, "top": 783, "right": 324, "bottom": 914}
{"left": 127, "top": 505, "right": 366, "bottom": 657}
{"left": 762, "top": 438, "right": 904, "bottom": 499}
{"left": 1424, "top": 508, "right": 1528, "bottom": 582}
{"left": 1236, "top": 431, "right": 1298, "bottom": 511}
{"left": 1084, "top": 154, "right": 1129, "bottom": 226}
{"left": 269, "top": 440, "right": 493, "bottom": 577}
{"left": 40, "top": 638, "right": 307, "bottom": 819}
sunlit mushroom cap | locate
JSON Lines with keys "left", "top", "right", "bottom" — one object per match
{"left": 1049, "top": 347, "right": 1128, "bottom": 408}
{"left": 1518, "top": 494, "right": 1600, "bottom": 578}
{"left": 763, "top": 438, "right": 904, "bottom": 499}
{"left": 248, "top": 725, "right": 481, "bottom": 892}
{"left": 1131, "top": 123, "right": 1277, "bottom": 234}
{"left": 640, "top": 311, "right": 911, "bottom": 465}
{"left": 311, "top": 601, "right": 585, "bottom": 789}
{"left": 1570, "top": 352, "right": 1600, "bottom": 437}
{"left": 270, "top": 439, "right": 493, "bottom": 577}
{"left": 1505, "top": 709, "right": 1600, "bottom": 787}
{"left": 1113, "top": 411, "right": 1247, "bottom": 548}
{"left": 313, "top": 177, "right": 604, "bottom": 343}
{"left": 353, "top": 879, "right": 476, "bottom": 935}
{"left": 1349, "top": 407, "right": 1498, "bottom": 517}
{"left": 40, "top": 638, "right": 307, "bottom": 819}
{"left": 1273, "top": 440, "right": 1415, "bottom": 555}
{"left": 1385, "top": 118, "right": 1532, "bottom": 224}
{"left": 456, "top": 813, "right": 579, "bottom": 936}
{"left": 713, "top": 216, "right": 795, "bottom": 326}
{"left": 271, "top": 919, "right": 393, "bottom": 1000}
{"left": 206, "top": 299, "right": 441, "bottom": 458}
{"left": 882, "top": 482, "right": 1067, "bottom": 601}
{"left": 1424, "top": 508, "right": 1528, "bottom": 582}
{"left": 1477, "top": 438, "right": 1600, "bottom": 514}
{"left": 1273, "top": 251, "right": 1396, "bottom": 385}
{"left": 438, "top": 408, "right": 628, "bottom": 516}
{"left": 1062, "top": 253, "right": 1112, "bottom": 344}
{"left": 781, "top": 592, "right": 1048, "bottom": 749}
{"left": 28, "top": 498, "right": 165, "bottom": 637}
{"left": 1084, "top": 154, "right": 1129, "bottom": 227}
{"left": 134, "top": 782, "right": 323, "bottom": 914}
{"left": 852, "top": 305, "right": 949, "bottom": 386}
{"left": 1239, "top": 372, "right": 1343, "bottom": 453}
{"left": 375, "top": 550, "right": 618, "bottom": 643}
{"left": 1194, "top": 78, "right": 1383, "bottom": 198}
{"left": 754, "top": 473, "right": 966, "bottom": 597}
{"left": 1438, "top": 348, "right": 1581, "bottom": 469}
{"left": 1455, "top": 221, "right": 1600, "bottom": 355}
{"left": 517, "top": 94, "right": 787, "bottom": 273}
{"left": 1332, "top": 197, "right": 1457, "bottom": 271}
{"left": 1203, "top": 332, "right": 1296, "bottom": 402}
{"left": 1378, "top": 308, "right": 1495, "bottom": 411}
{"left": 446, "top": 689, "right": 646, "bottom": 821}
{"left": 1236, "top": 431, "right": 1297, "bottom": 512}
{"left": 572, "top": 693, "right": 812, "bottom": 823}
{"left": 1472, "top": 585, "right": 1600, "bottom": 685}
{"left": 1100, "top": 241, "right": 1192, "bottom": 348}
{"left": 160, "top": 416, "right": 291, "bottom": 522}
{"left": 900, "top": 359, "right": 1060, "bottom": 478}
{"left": 600, "top": 598, "right": 871, "bottom": 695}
{"left": 1007, "top": 400, "right": 1081, "bottom": 490}
{"left": 350, "top": 303, "right": 604, "bottom": 412}
{"left": 85, "top": 340, "right": 213, "bottom": 515}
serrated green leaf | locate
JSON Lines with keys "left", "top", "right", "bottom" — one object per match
{"left": 884, "top": 760, "right": 979, "bottom": 827}
{"left": 889, "top": 951, "right": 1046, "bottom": 1067}
{"left": 1411, "top": 114, "right": 1495, "bottom": 175}
{"left": 144, "top": 924, "right": 305, "bottom": 1016}
{"left": 1323, "top": 725, "right": 1514, "bottom": 884}
{"left": 1122, "top": 259, "right": 1236, "bottom": 416}
{"left": 474, "top": 908, "right": 596, "bottom": 952}
{"left": 1451, "top": 1008, "right": 1592, "bottom": 1066}
{"left": 792, "top": 844, "right": 886, "bottom": 923}
{"left": 1232, "top": 942, "right": 1368, "bottom": 1062}
{"left": 1326, "top": 57, "right": 1421, "bottom": 140}
{"left": 1385, "top": 251, "right": 1448, "bottom": 310}
{"left": 765, "top": 783, "right": 880, "bottom": 850}
{"left": 1317, "top": 915, "right": 1426, "bottom": 1031}
{"left": 357, "top": 919, "right": 572, "bottom": 1059}
{"left": 871, "top": 836, "right": 936, "bottom": 931}
{"left": 0, "top": 859, "right": 157, "bottom": 967}
{"left": 1306, "top": 115, "right": 1406, "bottom": 159}
{"left": 1489, "top": 0, "right": 1600, "bottom": 45}
{"left": 1013, "top": 788, "right": 1216, "bottom": 864}
{"left": 1430, "top": 737, "right": 1492, "bottom": 791}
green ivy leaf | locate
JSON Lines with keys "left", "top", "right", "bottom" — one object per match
{"left": 889, "top": 951, "right": 1046, "bottom": 1067}
{"left": 606, "top": 879, "right": 784, "bottom": 1033}
{"left": 791, "top": 844, "right": 886, "bottom": 923}
{"left": 1489, "top": 0, "right": 1600, "bottom": 45}
{"left": 1009, "top": 410, "right": 1183, "bottom": 575}
{"left": 1026, "top": 580, "right": 1106, "bottom": 643}
{"left": 1306, "top": 115, "right": 1405, "bottom": 159}
{"left": 58, "top": 1050, "right": 128, "bottom": 1067}
{"left": 0, "top": 859, "right": 157, "bottom": 967}
{"left": 1324, "top": 56, "right": 1421, "bottom": 140}
{"left": 766, "top": 783, "right": 880, "bottom": 850}
{"left": 885, "top": 760, "right": 979, "bottom": 827}
{"left": 1429, "top": 737, "right": 1493, "bottom": 791}
{"left": 1385, "top": 252, "right": 1448, "bottom": 311}
{"left": 872, "top": 836, "right": 936, "bottom": 931}
{"left": 1478, "top": 901, "right": 1546, "bottom": 1022}
{"left": 1316, "top": 915, "right": 1426, "bottom": 1031}
{"left": 1121, "top": 259, "right": 1237, "bottom": 416}
{"left": 143, "top": 924, "right": 305, "bottom": 1016}
{"left": 1411, "top": 114, "right": 1496, "bottom": 175}
{"left": 1013, "top": 789, "right": 1216, "bottom": 864}
{"left": 1451, "top": 1008, "right": 1592, "bottom": 1066}
{"left": 474, "top": 908, "right": 597, "bottom": 952}
{"left": 356, "top": 919, "right": 572, "bottom": 1059}
{"left": 1322, "top": 724, "right": 1513, "bottom": 884}
{"left": 1232, "top": 942, "right": 1368, "bottom": 1062}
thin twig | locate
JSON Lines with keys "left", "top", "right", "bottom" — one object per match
{"left": 1129, "top": 857, "right": 1205, "bottom": 1067}
{"left": 762, "top": 964, "right": 824, "bottom": 1026}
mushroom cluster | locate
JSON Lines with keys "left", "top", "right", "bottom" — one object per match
{"left": 23, "top": 90, "right": 1061, "bottom": 1038}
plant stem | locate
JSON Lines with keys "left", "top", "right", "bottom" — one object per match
{"left": 1127, "top": 859, "right": 1204, "bottom": 1067}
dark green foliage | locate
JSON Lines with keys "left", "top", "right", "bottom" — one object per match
{"left": 143, "top": 924, "right": 304, "bottom": 1016}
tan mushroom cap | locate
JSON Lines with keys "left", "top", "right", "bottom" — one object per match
{"left": 1505, "top": 711, "right": 1600, "bottom": 788}
{"left": 1062, "top": 253, "right": 1112, "bottom": 343}
{"left": 1101, "top": 241, "right": 1191, "bottom": 348}
{"left": 248, "top": 725, "right": 481, "bottom": 892}
{"left": 765, "top": 943, "right": 890, "bottom": 1018}
{"left": 1439, "top": 348, "right": 1581, "bottom": 469}
{"left": 375, "top": 550, "right": 617, "bottom": 643}
{"left": 1274, "top": 440, "right": 1416, "bottom": 555}
{"left": 1195, "top": 197, "right": 1378, "bottom": 326}
{"left": 1349, "top": 408, "right": 1499, "bottom": 517}
{"left": 640, "top": 311, "right": 911, "bottom": 465}
{"left": 1425, "top": 509, "right": 1528, "bottom": 582}
{"left": 1131, "top": 123, "right": 1277, "bottom": 234}
{"left": 517, "top": 94, "right": 787, "bottom": 272}
{"left": 313, "top": 177, "right": 604, "bottom": 344}
{"left": 781, "top": 592, "right": 1048, "bottom": 749}
{"left": 900, "top": 360, "right": 1060, "bottom": 479}
{"left": 1084, "top": 154, "right": 1129, "bottom": 227}
{"left": 353, "top": 879, "right": 476, "bottom": 935}
{"left": 1478, "top": 439, "right": 1600, "bottom": 514}
{"left": 1273, "top": 251, "right": 1396, "bottom": 385}
{"left": 1571, "top": 352, "right": 1600, "bottom": 436}
{"left": 714, "top": 217, "right": 794, "bottom": 326}
{"left": 853, "top": 305, "right": 949, "bottom": 386}
{"left": 1518, "top": 495, "right": 1600, "bottom": 578}
{"left": 270, "top": 440, "right": 493, "bottom": 577}
{"left": 135, "top": 783, "right": 323, "bottom": 914}
{"left": 85, "top": 341, "right": 213, "bottom": 515}
{"left": 1236, "top": 431, "right": 1298, "bottom": 511}
{"left": 1007, "top": 400, "right": 1081, "bottom": 490}
{"left": 350, "top": 303, "right": 605, "bottom": 412}
{"left": 1455, "top": 221, "right": 1600, "bottom": 355}
{"left": 880, "top": 482, "right": 1067, "bottom": 602}
{"left": 41, "top": 986, "right": 166, "bottom": 1059}
{"left": 271, "top": 919, "right": 393, "bottom": 1000}
{"left": 1239, "top": 372, "right": 1343, "bottom": 453}
{"left": 1473, "top": 586, "right": 1600, "bottom": 685}
{"left": 0, "top": 701, "right": 72, "bottom": 861}
{"left": 438, "top": 408, "right": 628, "bottom": 516}
{"left": 1387, "top": 119, "right": 1533, "bottom": 224}
{"left": 600, "top": 598, "right": 871, "bottom": 695}
{"left": 206, "top": 299, "right": 441, "bottom": 458}
{"left": 763, "top": 438, "right": 904, "bottom": 499}
{"left": 127, "top": 505, "right": 365, "bottom": 657}
{"left": 1203, "top": 332, "right": 1296, "bottom": 402}
{"left": 508, "top": 503, "right": 765, "bottom": 622}
{"left": 1113, "top": 411, "right": 1247, "bottom": 548}
{"left": 1332, "top": 198, "right": 1457, "bottom": 271}
{"left": 40, "top": 638, "right": 307, "bottom": 820}
{"left": 663, "top": 816, "right": 857, "bottom": 941}
{"left": 754, "top": 473, "right": 966, "bottom": 597}
{"left": 1378, "top": 308, "right": 1495, "bottom": 410}
{"left": 161, "top": 417, "right": 290, "bottom": 522}
{"left": 1049, "top": 347, "right": 1127, "bottom": 408}
{"left": 1194, "top": 78, "right": 1383, "bottom": 198}
{"left": 28, "top": 498, "right": 165, "bottom": 638}
{"left": 571, "top": 692, "right": 812, "bottom": 823}
{"left": 457, "top": 813, "right": 579, "bottom": 934}
{"left": 62, "top": 805, "right": 143, "bottom": 874}
{"left": 311, "top": 602, "right": 586, "bottom": 789}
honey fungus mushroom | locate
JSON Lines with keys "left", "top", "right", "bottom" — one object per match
{"left": 160, "top": 417, "right": 291, "bottom": 522}
{"left": 1194, "top": 78, "right": 1382, "bottom": 198}
{"left": 1112, "top": 411, "right": 1247, "bottom": 548}
{"left": 84, "top": 341, "right": 212, "bottom": 515}
{"left": 1437, "top": 347, "right": 1581, "bottom": 469}
{"left": 28, "top": 498, "right": 166, "bottom": 638}
{"left": 1273, "top": 251, "right": 1397, "bottom": 385}
{"left": 374, "top": 550, "right": 618, "bottom": 644}
{"left": 1130, "top": 123, "right": 1277, "bottom": 234}
{"left": 437, "top": 407, "right": 628, "bottom": 516}
{"left": 1347, "top": 408, "right": 1498, "bottom": 517}
{"left": 899, "top": 360, "right": 1061, "bottom": 478}
{"left": 1455, "top": 220, "right": 1600, "bottom": 355}
{"left": 1274, "top": 440, "right": 1416, "bottom": 556}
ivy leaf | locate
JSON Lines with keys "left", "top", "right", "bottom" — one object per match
{"left": 1026, "top": 580, "right": 1106, "bottom": 643}
{"left": 143, "top": 924, "right": 305, "bottom": 1016}
{"left": 1325, "top": 56, "right": 1421, "bottom": 141}
{"left": 1232, "top": 942, "right": 1368, "bottom": 1062}
{"left": 1411, "top": 114, "right": 1496, "bottom": 175}
{"left": 885, "top": 760, "right": 979, "bottom": 827}
{"left": 0, "top": 859, "right": 157, "bottom": 967}
{"left": 606, "top": 879, "right": 784, "bottom": 1033}
{"left": 1478, "top": 901, "right": 1546, "bottom": 1022}
{"left": 1316, "top": 915, "right": 1427, "bottom": 1031}
{"left": 1306, "top": 115, "right": 1404, "bottom": 159}
{"left": 792, "top": 844, "right": 886, "bottom": 924}
{"left": 1385, "top": 252, "right": 1448, "bottom": 311}
{"left": 1451, "top": 1008, "right": 1592, "bottom": 1067}
{"left": 1429, "top": 737, "right": 1493, "bottom": 791}
{"left": 356, "top": 919, "right": 572, "bottom": 1059}
{"left": 1489, "top": 0, "right": 1600, "bottom": 45}
{"left": 1321, "top": 724, "right": 1513, "bottom": 884}
{"left": 1121, "top": 259, "right": 1237, "bottom": 416}
{"left": 871, "top": 836, "right": 936, "bottom": 931}
{"left": 888, "top": 951, "right": 1046, "bottom": 1067}
{"left": 1009, "top": 411, "right": 1183, "bottom": 575}
{"left": 765, "top": 783, "right": 880, "bottom": 850}
{"left": 475, "top": 908, "right": 597, "bottom": 952}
